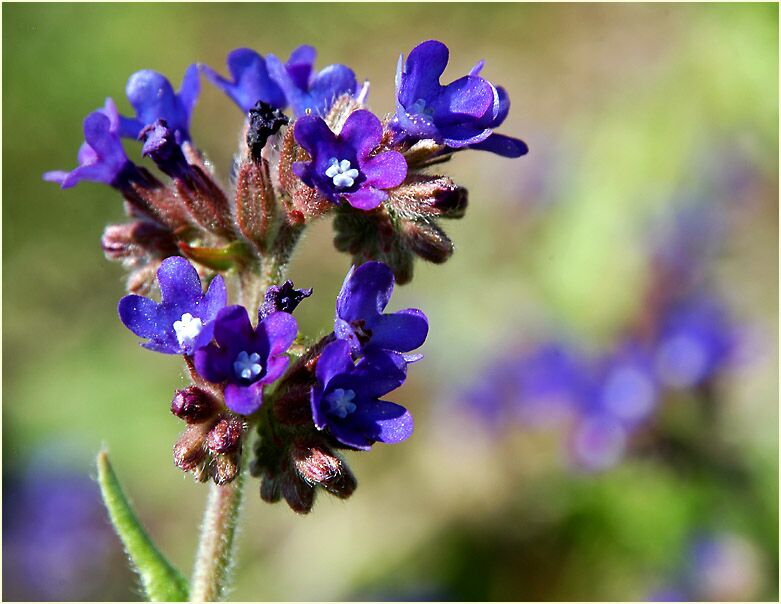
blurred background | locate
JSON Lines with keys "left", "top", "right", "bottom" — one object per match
{"left": 3, "top": 3, "right": 778, "bottom": 601}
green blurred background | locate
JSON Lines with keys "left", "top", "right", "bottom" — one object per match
{"left": 3, "top": 3, "right": 778, "bottom": 601}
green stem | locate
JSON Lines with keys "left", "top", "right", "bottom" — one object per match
{"left": 189, "top": 437, "right": 250, "bottom": 602}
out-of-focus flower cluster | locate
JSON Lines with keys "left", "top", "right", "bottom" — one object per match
{"left": 454, "top": 191, "right": 743, "bottom": 471}
{"left": 44, "top": 41, "right": 526, "bottom": 512}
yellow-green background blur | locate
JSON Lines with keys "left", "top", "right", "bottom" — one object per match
{"left": 3, "top": 3, "right": 778, "bottom": 601}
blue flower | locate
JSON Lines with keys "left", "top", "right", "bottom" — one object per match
{"left": 334, "top": 261, "right": 428, "bottom": 360}
{"left": 311, "top": 340, "right": 413, "bottom": 450}
{"left": 653, "top": 296, "right": 735, "bottom": 389}
{"left": 200, "top": 48, "right": 286, "bottom": 113}
{"left": 118, "top": 66, "right": 200, "bottom": 144}
{"left": 293, "top": 110, "right": 407, "bottom": 210}
{"left": 194, "top": 306, "right": 298, "bottom": 415}
{"left": 44, "top": 99, "right": 139, "bottom": 189}
{"left": 118, "top": 256, "right": 227, "bottom": 355}
{"left": 266, "top": 45, "right": 357, "bottom": 117}
{"left": 391, "top": 40, "right": 528, "bottom": 158}
{"left": 592, "top": 343, "right": 658, "bottom": 426}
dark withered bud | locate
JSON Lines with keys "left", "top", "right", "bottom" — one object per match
{"left": 247, "top": 101, "right": 289, "bottom": 161}
{"left": 211, "top": 453, "right": 240, "bottom": 485}
{"left": 140, "top": 120, "right": 190, "bottom": 179}
{"left": 281, "top": 473, "right": 316, "bottom": 514}
{"left": 272, "top": 384, "right": 315, "bottom": 426}
{"left": 205, "top": 415, "right": 245, "bottom": 453}
{"left": 258, "top": 280, "right": 313, "bottom": 320}
{"left": 171, "top": 386, "right": 219, "bottom": 424}
{"left": 402, "top": 219, "right": 454, "bottom": 264}
{"left": 260, "top": 473, "right": 282, "bottom": 503}
{"left": 291, "top": 440, "right": 357, "bottom": 499}
{"left": 101, "top": 221, "right": 179, "bottom": 261}
{"left": 173, "top": 423, "right": 210, "bottom": 471}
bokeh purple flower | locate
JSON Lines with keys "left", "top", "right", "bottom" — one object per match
{"left": 194, "top": 306, "right": 298, "bottom": 415}
{"left": 118, "top": 66, "right": 200, "bottom": 143}
{"left": 334, "top": 261, "right": 428, "bottom": 360}
{"left": 118, "top": 256, "right": 227, "bottom": 355}
{"left": 293, "top": 109, "right": 407, "bottom": 210}
{"left": 266, "top": 45, "right": 358, "bottom": 117}
{"left": 200, "top": 48, "right": 286, "bottom": 113}
{"left": 391, "top": 39, "right": 527, "bottom": 158}
{"left": 311, "top": 340, "right": 413, "bottom": 450}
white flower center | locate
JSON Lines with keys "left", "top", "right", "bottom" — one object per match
{"left": 233, "top": 351, "right": 263, "bottom": 381}
{"left": 325, "top": 158, "right": 359, "bottom": 189}
{"left": 326, "top": 388, "right": 357, "bottom": 418}
{"left": 173, "top": 313, "right": 203, "bottom": 348}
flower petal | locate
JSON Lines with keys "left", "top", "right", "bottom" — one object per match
{"left": 336, "top": 261, "right": 394, "bottom": 322}
{"left": 308, "top": 64, "right": 357, "bottom": 114}
{"left": 118, "top": 294, "right": 164, "bottom": 340}
{"left": 293, "top": 115, "right": 337, "bottom": 156}
{"left": 285, "top": 45, "right": 317, "bottom": 90}
{"left": 213, "top": 305, "right": 254, "bottom": 349}
{"left": 193, "top": 343, "right": 233, "bottom": 383}
{"left": 224, "top": 382, "right": 264, "bottom": 415}
{"left": 338, "top": 109, "right": 382, "bottom": 159}
{"left": 345, "top": 187, "right": 386, "bottom": 211}
{"left": 398, "top": 40, "right": 448, "bottom": 108}
{"left": 433, "top": 75, "right": 495, "bottom": 123}
{"left": 360, "top": 151, "right": 407, "bottom": 189}
{"left": 198, "top": 274, "right": 228, "bottom": 320}
{"left": 157, "top": 256, "right": 203, "bottom": 307}
{"left": 469, "top": 133, "right": 529, "bottom": 158}
{"left": 260, "top": 354, "right": 289, "bottom": 385}
{"left": 369, "top": 308, "right": 428, "bottom": 353}
{"left": 315, "top": 340, "right": 355, "bottom": 387}
{"left": 259, "top": 311, "right": 298, "bottom": 356}
{"left": 353, "top": 400, "right": 414, "bottom": 444}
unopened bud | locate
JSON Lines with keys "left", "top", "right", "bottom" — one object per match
{"left": 206, "top": 415, "right": 245, "bottom": 453}
{"left": 291, "top": 440, "right": 357, "bottom": 499}
{"left": 402, "top": 219, "right": 453, "bottom": 264}
{"left": 173, "top": 423, "right": 210, "bottom": 471}
{"left": 171, "top": 387, "right": 219, "bottom": 424}
{"left": 281, "top": 473, "right": 316, "bottom": 514}
{"left": 260, "top": 473, "right": 282, "bottom": 503}
{"left": 101, "top": 221, "right": 178, "bottom": 261}
{"left": 211, "top": 452, "right": 240, "bottom": 485}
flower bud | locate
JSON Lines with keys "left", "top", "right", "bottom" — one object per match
{"left": 101, "top": 221, "right": 176, "bottom": 261}
{"left": 171, "top": 386, "right": 219, "bottom": 424}
{"left": 291, "top": 440, "right": 357, "bottom": 499}
{"left": 402, "top": 219, "right": 453, "bottom": 264}
{"left": 211, "top": 452, "right": 240, "bottom": 485}
{"left": 259, "top": 473, "right": 282, "bottom": 503}
{"left": 280, "top": 473, "right": 316, "bottom": 514}
{"left": 173, "top": 423, "right": 210, "bottom": 471}
{"left": 205, "top": 415, "right": 245, "bottom": 453}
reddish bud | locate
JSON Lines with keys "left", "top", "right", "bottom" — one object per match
{"left": 402, "top": 219, "right": 453, "bottom": 264}
{"left": 171, "top": 387, "right": 219, "bottom": 424}
{"left": 173, "top": 423, "right": 210, "bottom": 471}
{"left": 291, "top": 440, "right": 357, "bottom": 499}
{"left": 205, "top": 415, "right": 245, "bottom": 453}
{"left": 211, "top": 453, "right": 240, "bottom": 485}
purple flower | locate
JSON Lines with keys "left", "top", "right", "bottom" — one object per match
{"left": 392, "top": 40, "right": 528, "bottom": 158}
{"left": 118, "top": 256, "right": 227, "bottom": 355}
{"left": 118, "top": 66, "right": 200, "bottom": 143}
{"left": 200, "top": 48, "right": 286, "bottom": 113}
{"left": 293, "top": 110, "right": 407, "bottom": 210}
{"left": 653, "top": 297, "right": 735, "bottom": 389}
{"left": 266, "top": 45, "right": 357, "bottom": 117}
{"left": 334, "top": 261, "right": 428, "bottom": 360}
{"left": 44, "top": 99, "right": 139, "bottom": 189}
{"left": 194, "top": 306, "right": 298, "bottom": 415}
{"left": 311, "top": 339, "right": 413, "bottom": 450}
{"left": 592, "top": 344, "right": 658, "bottom": 426}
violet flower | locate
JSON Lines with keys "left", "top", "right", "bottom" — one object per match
{"left": 334, "top": 261, "right": 428, "bottom": 360}
{"left": 118, "top": 66, "right": 199, "bottom": 144}
{"left": 266, "top": 44, "right": 357, "bottom": 117}
{"left": 194, "top": 306, "right": 298, "bottom": 415}
{"left": 118, "top": 256, "right": 227, "bottom": 355}
{"left": 592, "top": 344, "right": 658, "bottom": 426}
{"left": 200, "top": 48, "right": 286, "bottom": 113}
{"left": 293, "top": 110, "right": 407, "bottom": 210}
{"left": 44, "top": 98, "right": 139, "bottom": 190}
{"left": 391, "top": 39, "right": 528, "bottom": 158}
{"left": 311, "top": 339, "right": 413, "bottom": 450}
{"left": 653, "top": 297, "right": 735, "bottom": 389}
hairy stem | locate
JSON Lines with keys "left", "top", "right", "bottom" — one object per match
{"left": 189, "top": 435, "right": 250, "bottom": 602}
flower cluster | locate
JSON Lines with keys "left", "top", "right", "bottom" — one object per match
{"left": 456, "top": 199, "right": 740, "bottom": 471}
{"left": 45, "top": 40, "right": 525, "bottom": 512}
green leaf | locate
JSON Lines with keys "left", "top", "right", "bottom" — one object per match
{"left": 96, "top": 450, "right": 189, "bottom": 601}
